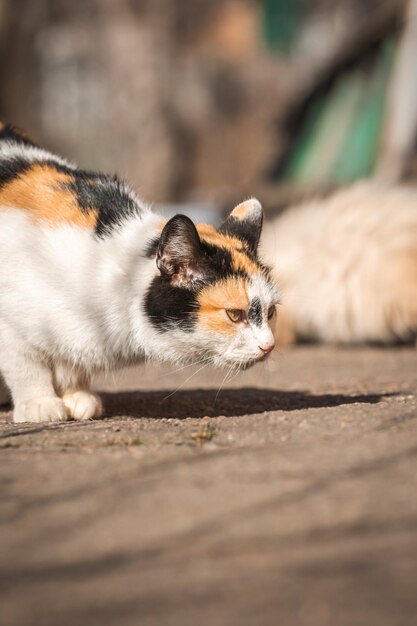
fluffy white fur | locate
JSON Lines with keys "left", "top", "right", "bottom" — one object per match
{"left": 0, "top": 204, "right": 277, "bottom": 422}
{"left": 261, "top": 181, "right": 417, "bottom": 345}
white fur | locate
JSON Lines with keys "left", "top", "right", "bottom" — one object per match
{"left": 0, "top": 141, "right": 73, "bottom": 168}
{"left": 0, "top": 205, "right": 277, "bottom": 422}
{"left": 0, "top": 207, "right": 159, "bottom": 421}
{"left": 62, "top": 391, "right": 102, "bottom": 421}
{"left": 261, "top": 181, "right": 417, "bottom": 344}
{"left": 14, "top": 397, "right": 69, "bottom": 424}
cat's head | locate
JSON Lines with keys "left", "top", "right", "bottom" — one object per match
{"left": 145, "top": 198, "right": 279, "bottom": 369}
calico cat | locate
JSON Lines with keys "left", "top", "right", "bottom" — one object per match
{"left": 262, "top": 182, "right": 417, "bottom": 345}
{"left": 0, "top": 122, "right": 278, "bottom": 423}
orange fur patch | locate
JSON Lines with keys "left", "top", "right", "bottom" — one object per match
{"left": 0, "top": 164, "right": 97, "bottom": 227}
{"left": 196, "top": 223, "right": 242, "bottom": 249}
{"left": 198, "top": 276, "right": 249, "bottom": 335}
{"left": 230, "top": 249, "right": 259, "bottom": 274}
{"left": 196, "top": 223, "right": 259, "bottom": 275}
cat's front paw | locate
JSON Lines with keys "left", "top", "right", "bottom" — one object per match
{"left": 63, "top": 391, "right": 102, "bottom": 421}
{"left": 14, "top": 397, "right": 69, "bottom": 423}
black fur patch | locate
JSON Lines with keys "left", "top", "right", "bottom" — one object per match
{"left": 33, "top": 159, "right": 143, "bottom": 237}
{"left": 144, "top": 277, "right": 198, "bottom": 332}
{"left": 0, "top": 157, "right": 31, "bottom": 188}
{"left": 0, "top": 123, "right": 35, "bottom": 186}
{"left": 0, "top": 123, "right": 144, "bottom": 236}
{"left": 248, "top": 297, "right": 263, "bottom": 327}
{"left": 145, "top": 239, "right": 252, "bottom": 332}
{"left": 147, "top": 233, "right": 243, "bottom": 280}
{"left": 144, "top": 236, "right": 160, "bottom": 258}
{"left": 219, "top": 215, "right": 263, "bottom": 257}
{"left": 199, "top": 241, "right": 240, "bottom": 281}
{"left": 63, "top": 173, "right": 141, "bottom": 237}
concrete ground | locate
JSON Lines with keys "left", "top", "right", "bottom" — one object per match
{"left": 1, "top": 345, "right": 417, "bottom": 626}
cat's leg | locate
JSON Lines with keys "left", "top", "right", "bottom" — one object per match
{"left": 62, "top": 389, "right": 103, "bottom": 421}
{"left": 0, "top": 374, "right": 11, "bottom": 406}
{"left": 398, "top": 251, "right": 417, "bottom": 345}
{"left": 383, "top": 250, "right": 417, "bottom": 344}
{"left": 0, "top": 323, "right": 68, "bottom": 423}
{"left": 54, "top": 364, "right": 102, "bottom": 421}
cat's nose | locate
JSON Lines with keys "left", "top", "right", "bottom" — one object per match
{"left": 259, "top": 342, "right": 275, "bottom": 356}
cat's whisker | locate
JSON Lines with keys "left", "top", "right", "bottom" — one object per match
{"left": 223, "top": 365, "right": 241, "bottom": 388}
{"left": 163, "top": 357, "right": 210, "bottom": 378}
{"left": 162, "top": 360, "right": 212, "bottom": 401}
{"left": 215, "top": 365, "right": 234, "bottom": 402}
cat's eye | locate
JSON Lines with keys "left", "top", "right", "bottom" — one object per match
{"left": 267, "top": 305, "right": 276, "bottom": 320}
{"left": 226, "top": 309, "right": 245, "bottom": 323}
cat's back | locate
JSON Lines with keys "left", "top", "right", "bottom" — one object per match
{"left": 0, "top": 122, "right": 155, "bottom": 352}
{"left": 0, "top": 121, "right": 142, "bottom": 237}
{"left": 265, "top": 182, "right": 417, "bottom": 263}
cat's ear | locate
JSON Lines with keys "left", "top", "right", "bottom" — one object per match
{"left": 157, "top": 214, "right": 207, "bottom": 288}
{"left": 219, "top": 198, "right": 263, "bottom": 255}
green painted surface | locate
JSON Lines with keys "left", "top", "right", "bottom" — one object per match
{"left": 262, "top": 0, "right": 305, "bottom": 53}
{"left": 331, "top": 39, "right": 395, "bottom": 182}
{"left": 282, "top": 38, "right": 396, "bottom": 183}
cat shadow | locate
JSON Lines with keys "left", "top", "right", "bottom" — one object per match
{"left": 101, "top": 388, "right": 393, "bottom": 420}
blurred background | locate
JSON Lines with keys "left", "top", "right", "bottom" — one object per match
{"left": 0, "top": 0, "right": 416, "bottom": 218}
{"left": 1, "top": 7, "right": 417, "bottom": 626}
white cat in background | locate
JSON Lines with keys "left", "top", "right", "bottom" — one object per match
{"left": 262, "top": 181, "right": 417, "bottom": 345}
